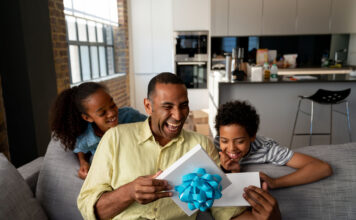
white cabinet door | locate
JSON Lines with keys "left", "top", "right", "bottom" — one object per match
{"left": 152, "top": 0, "right": 174, "bottom": 73}
{"left": 296, "top": 0, "right": 331, "bottom": 34}
{"left": 330, "top": 0, "right": 356, "bottom": 33}
{"left": 262, "top": 0, "right": 297, "bottom": 35}
{"left": 229, "top": 0, "right": 263, "bottom": 36}
{"left": 173, "top": 0, "right": 211, "bottom": 31}
{"left": 131, "top": 0, "right": 153, "bottom": 74}
{"left": 211, "top": 0, "right": 228, "bottom": 36}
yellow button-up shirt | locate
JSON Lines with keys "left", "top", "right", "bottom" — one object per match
{"left": 77, "top": 119, "right": 245, "bottom": 220}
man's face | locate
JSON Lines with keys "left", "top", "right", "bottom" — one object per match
{"left": 144, "top": 83, "right": 189, "bottom": 146}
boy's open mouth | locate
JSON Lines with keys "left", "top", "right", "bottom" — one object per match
{"left": 226, "top": 152, "right": 242, "bottom": 160}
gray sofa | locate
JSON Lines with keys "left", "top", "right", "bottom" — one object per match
{"left": 1, "top": 139, "right": 355, "bottom": 219}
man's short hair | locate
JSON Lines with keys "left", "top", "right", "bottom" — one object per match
{"left": 215, "top": 100, "right": 260, "bottom": 137}
{"left": 147, "top": 72, "right": 185, "bottom": 99}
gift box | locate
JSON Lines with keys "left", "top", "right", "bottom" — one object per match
{"left": 156, "top": 144, "right": 231, "bottom": 216}
{"left": 213, "top": 172, "right": 261, "bottom": 207}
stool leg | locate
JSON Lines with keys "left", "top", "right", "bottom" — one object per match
{"left": 290, "top": 98, "right": 302, "bottom": 148}
{"left": 309, "top": 101, "right": 314, "bottom": 146}
{"left": 330, "top": 104, "right": 333, "bottom": 144}
{"left": 346, "top": 101, "right": 352, "bottom": 142}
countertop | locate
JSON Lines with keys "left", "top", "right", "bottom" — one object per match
{"left": 218, "top": 74, "right": 356, "bottom": 84}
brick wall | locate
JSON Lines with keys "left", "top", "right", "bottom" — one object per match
{"left": 0, "top": 76, "right": 10, "bottom": 160}
{"left": 48, "top": 0, "right": 131, "bottom": 107}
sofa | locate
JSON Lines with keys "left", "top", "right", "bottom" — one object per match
{"left": 1, "top": 139, "right": 356, "bottom": 220}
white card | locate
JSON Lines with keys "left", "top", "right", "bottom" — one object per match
{"left": 213, "top": 172, "right": 261, "bottom": 207}
{"left": 156, "top": 144, "right": 231, "bottom": 216}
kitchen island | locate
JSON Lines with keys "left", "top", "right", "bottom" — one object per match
{"left": 208, "top": 72, "right": 356, "bottom": 148}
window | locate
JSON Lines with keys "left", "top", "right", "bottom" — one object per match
{"left": 63, "top": 0, "right": 119, "bottom": 84}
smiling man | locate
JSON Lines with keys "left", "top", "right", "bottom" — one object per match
{"left": 77, "top": 73, "right": 281, "bottom": 220}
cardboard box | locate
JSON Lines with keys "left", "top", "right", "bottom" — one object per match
{"left": 194, "top": 123, "right": 210, "bottom": 136}
{"left": 156, "top": 144, "right": 231, "bottom": 216}
{"left": 191, "top": 110, "right": 208, "bottom": 124}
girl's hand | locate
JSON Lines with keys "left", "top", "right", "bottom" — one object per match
{"left": 259, "top": 172, "right": 277, "bottom": 189}
{"left": 78, "top": 161, "right": 90, "bottom": 179}
{"left": 219, "top": 150, "right": 241, "bottom": 173}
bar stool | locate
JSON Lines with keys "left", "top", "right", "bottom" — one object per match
{"left": 290, "top": 88, "right": 352, "bottom": 147}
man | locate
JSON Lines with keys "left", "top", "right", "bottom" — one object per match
{"left": 77, "top": 72, "right": 281, "bottom": 220}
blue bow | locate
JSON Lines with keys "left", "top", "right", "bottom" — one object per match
{"left": 174, "top": 168, "right": 222, "bottom": 212}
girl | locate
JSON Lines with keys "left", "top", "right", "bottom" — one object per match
{"left": 50, "top": 82, "right": 146, "bottom": 179}
{"left": 214, "top": 100, "right": 333, "bottom": 189}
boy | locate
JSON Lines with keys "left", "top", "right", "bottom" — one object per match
{"left": 215, "top": 100, "right": 332, "bottom": 189}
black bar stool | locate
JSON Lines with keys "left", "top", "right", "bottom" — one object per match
{"left": 290, "top": 88, "right": 352, "bottom": 147}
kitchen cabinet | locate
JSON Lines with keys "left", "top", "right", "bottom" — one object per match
{"left": 228, "top": 0, "right": 263, "bottom": 36}
{"left": 130, "top": 0, "right": 174, "bottom": 113}
{"left": 330, "top": 0, "right": 356, "bottom": 33}
{"left": 173, "top": 0, "right": 211, "bottom": 31}
{"left": 262, "top": 0, "right": 297, "bottom": 35}
{"left": 296, "top": 0, "right": 331, "bottom": 34}
{"left": 211, "top": 0, "right": 228, "bottom": 36}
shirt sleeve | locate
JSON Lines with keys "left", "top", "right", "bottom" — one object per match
{"left": 77, "top": 128, "right": 117, "bottom": 220}
{"left": 265, "top": 139, "right": 294, "bottom": 165}
{"left": 118, "top": 107, "right": 147, "bottom": 124}
{"left": 73, "top": 137, "right": 89, "bottom": 154}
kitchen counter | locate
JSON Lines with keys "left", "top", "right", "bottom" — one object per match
{"left": 218, "top": 73, "right": 356, "bottom": 84}
{"left": 208, "top": 71, "right": 356, "bottom": 148}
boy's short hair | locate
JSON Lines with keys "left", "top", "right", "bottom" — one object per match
{"left": 215, "top": 100, "right": 260, "bottom": 137}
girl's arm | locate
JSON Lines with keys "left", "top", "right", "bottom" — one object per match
{"left": 260, "top": 152, "right": 333, "bottom": 189}
{"left": 77, "top": 152, "right": 90, "bottom": 179}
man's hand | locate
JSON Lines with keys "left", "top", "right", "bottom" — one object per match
{"left": 259, "top": 172, "right": 278, "bottom": 189}
{"left": 242, "top": 182, "right": 281, "bottom": 220}
{"left": 128, "top": 171, "right": 173, "bottom": 204}
{"left": 219, "top": 150, "right": 241, "bottom": 173}
{"left": 78, "top": 161, "right": 90, "bottom": 179}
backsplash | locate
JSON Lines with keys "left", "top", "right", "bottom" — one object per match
{"left": 211, "top": 34, "right": 350, "bottom": 68}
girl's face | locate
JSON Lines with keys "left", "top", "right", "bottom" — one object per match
{"left": 81, "top": 89, "right": 118, "bottom": 134}
{"left": 219, "top": 124, "right": 256, "bottom": 161}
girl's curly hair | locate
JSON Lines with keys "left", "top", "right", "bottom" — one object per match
{"left": 215, "top": 100, "right": 260, "bottom": 137}
{"left": 49, "top": 82, "right": 106, "bottom": 150}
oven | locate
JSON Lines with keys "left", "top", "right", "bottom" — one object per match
{"left": 176, "top": 61, "right": 207, "bottom": 89}
{"left": 174, "top": 31, "right": 208, "bottom": 89}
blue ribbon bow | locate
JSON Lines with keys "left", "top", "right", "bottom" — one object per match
{"left": 174, "top": 168, "right": 222, "bottom": 212}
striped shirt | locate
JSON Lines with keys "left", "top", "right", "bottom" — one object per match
{"left": 214, "top": 135, "right": 294, "bottom": 165}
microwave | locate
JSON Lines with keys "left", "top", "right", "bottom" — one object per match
{"left": 174, "top": 31, "right": 208, "bottom": 59}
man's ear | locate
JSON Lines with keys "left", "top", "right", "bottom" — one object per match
{"left": 81, "top": 113, "right": 94, "bottom": 123}
{"left": 144, "top": 98, "right": 153, "bottom": 115}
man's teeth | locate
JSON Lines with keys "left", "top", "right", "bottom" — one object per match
{"left": 167, "top": 122, "right": 181, "bottom": 131}
{"left": 167, "top": 122, "right": 181, "bottom": 127}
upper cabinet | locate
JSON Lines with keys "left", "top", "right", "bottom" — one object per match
{"left": 229, "top": 0, "right": 263, "bottom": 36}
{"left": 330, "top": 0, "right": 356, "bottom": 33}
{"left": 211, "top": 0, "right": 228, "bottom": 36}
{"left": 262, "top": 0, "right": 297, "bottom": 35}
{"left": 296, "top": 0, "right": 331, "bottom": 34}
{"left": 173, "top": 0, "right": 211, "bottom": 31}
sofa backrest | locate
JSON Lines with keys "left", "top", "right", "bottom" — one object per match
{"left": 0, "top": 153, "right": 47, "bottom": 220}
{"left": 36, "top": 139, "right": 84, "bottom": 220}
{"left": 242, "top": 142, "right": 356, "bottom": 220}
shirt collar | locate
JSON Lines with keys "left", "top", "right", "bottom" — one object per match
{"left": 138, "top": 117, "right": 185, "bottom": 146}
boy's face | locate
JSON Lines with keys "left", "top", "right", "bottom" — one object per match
{"left": 219, "top": 124, "right": 256, "bottom": 161}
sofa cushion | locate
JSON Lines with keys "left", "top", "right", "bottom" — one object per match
{"left": 36, "top": 139, "right": 84, "bottom": 220}
{"left": 0, "top": 153, "right": 47, "bottom": 220}
{"left": 242, "top": 142, "right": 356, "bottom": 220}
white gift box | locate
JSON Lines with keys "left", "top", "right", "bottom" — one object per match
{"left": 156, "top": 144, "right": 231, "bottom": 216}
{"left": 213, "top": 172, "right": 261, "bottom": 207}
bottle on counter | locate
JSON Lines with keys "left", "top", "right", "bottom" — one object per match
{"left": 270, "top": 64, "right": 278, "bottom": 81}
{"left": 263, "top": 62, "right": 270, "bottom": 80}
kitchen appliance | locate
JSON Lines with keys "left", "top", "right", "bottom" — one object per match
{"left": 175, "top": 31, "right": 208, "bottom": 89}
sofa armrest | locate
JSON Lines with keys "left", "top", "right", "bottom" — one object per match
{"left": 18, "top": 156, "right": 44, "bottom": 194}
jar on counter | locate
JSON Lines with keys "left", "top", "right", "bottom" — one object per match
{"left": 263, "top": 62, "right": 270, "bottom": 79}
